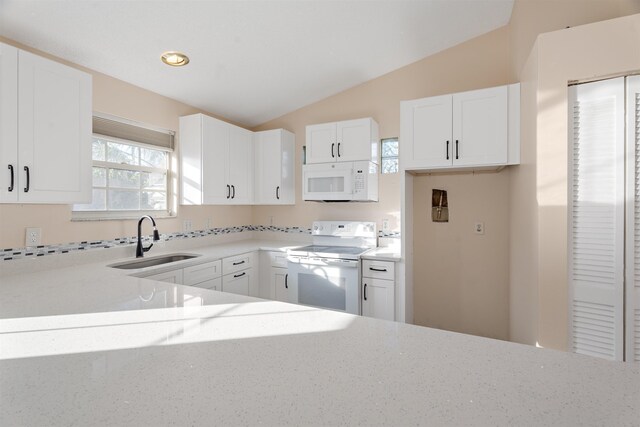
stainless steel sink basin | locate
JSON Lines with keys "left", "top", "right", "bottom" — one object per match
{"left": 108, "top": 253, "right": 200, "bottom": 270}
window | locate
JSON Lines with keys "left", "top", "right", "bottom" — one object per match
{"left": 73, "top": 136, "right": 172, "bottom": 217}
{"left": 381, "top": 138, "right": 399, "bottom": 174}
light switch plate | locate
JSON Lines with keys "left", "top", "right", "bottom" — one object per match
{"left": 382, "top": 218, "right": 390, "bottom": 232}
{"left": 183, "top": 220, "right": 193, "bottom": 232}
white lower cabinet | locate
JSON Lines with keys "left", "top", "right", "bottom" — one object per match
{"left": 362, "top": 278, "right": 395, "bottom": 321}
{"left": 221, "top": 251, "right": 258, "bottom": 296}
{"left": 222, "top": 270, "right": 251, "bottom": 296}
{"left": 272, "top": 268, "right": 294, "bottom": 303}
{"left": 145, "top": 268, "right": 184, "bottom": 284}
{"left": 361, "top": 259, "right": 396, "bottom": 321}
{"left": 183, "top": 260, "right": 222, "bottom": 290}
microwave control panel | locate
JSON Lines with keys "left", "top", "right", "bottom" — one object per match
{"left": 354, "top": 169, "right": 365, "bottom": 193}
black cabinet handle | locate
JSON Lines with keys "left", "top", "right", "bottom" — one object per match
{"left": 226, "top": 184, "right": 230, "bottom": 199}
{"left": 276, "top": 186, "right": 280, "bottom": 200}
{"left": 233, "top": 272, "right": 246, "bottom": 278}
{"left": 446, "top": 141, "right": 449, "bottom": 160}
{"left": 369, "top": 267, "right": 388, "bottom": 272}
{"left": 455, "top": 140, "right": 459, "bottom": 160}
{"left": 285, "top": 274, "right": 288, "bottom": 289}
{"left": 232, "top": 260, "right": 245, "bottom": 266}
{"left": 8, "top": 165, "right": 14, "bottom": 192}
{"left": 337, "top": 142, "right": 341, "bottom": 157}
{"left": 231, "top": 185, "right": 235, "bottom": 199}
{"left": 23, "top": 166, "right": 29, "bottom": 193}
{"left": 363, "top": 283, "right": 367, "bottom": 301}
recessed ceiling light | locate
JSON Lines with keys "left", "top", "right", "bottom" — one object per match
{"left": 161, "top": 51, "right": 189, "bottom": 67}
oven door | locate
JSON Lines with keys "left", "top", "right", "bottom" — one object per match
{"left": 302, "top": 163, "right": 354, "bottom": 201}
{"left": 287, "top": 256, "right": 360, "bottom": 315}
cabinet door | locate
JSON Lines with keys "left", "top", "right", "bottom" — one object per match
{"left": 254, "top": 130, "right": 282, "bottom": 204}
{"left": 202, "top": 116, "right": 230, "bottom": 204}
{"left": 306, "top": 122, "right": 336, "bottom": 164}
{"left": 273, "top": 269, "right": 292, "bottom": 303}
{"left": 362, "top": 278, "right": 395, "bottom": 321}
{"left": 222, "top": 270, "right": 250, "bottom": 296}
{"left": 452, "top": 86, "right": 507, "bottom": 166}
{"left": 17, "top": 49, "right": 92, "bottom": 203}
{"left": 228, "top": 126, "right": 253, "bottom": 204}
{"left": 336, "top": 118, "right": 374, "bottom": 163}
{"left": 146, "top": 269, "right": 184, "bottom": 284}
{"left": 183, "top": 260, "right": 222, "bottom": 286}
{"left": 400, "top": 94, "right": 452, "bottom": 170}
{"left": 0, "top": 43, "right": 18, "bottom": 203}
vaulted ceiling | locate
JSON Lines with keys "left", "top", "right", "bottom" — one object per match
{"left": 0, "top": 0, "right": 514, "bottom": 127}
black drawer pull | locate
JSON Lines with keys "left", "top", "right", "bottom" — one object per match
{"left": 233, "top": 272, "right": 246, "bottom": 278}
{"left": 285, "top": 273, "right": 288, "bottom": 289}
{"left": 369, "top": 267, "right": 387, "bottom": 272}
{"left": 363, "top": 283, "right": 367, "bottom": 301}
{"left": 8, "top": 165, "right": 14, "bottom": 192}
{"left": 232, "top": 260, "right": 245, "bottom": 266}
{"left": 23, "top": 166, "right": 30, "bottom": 193}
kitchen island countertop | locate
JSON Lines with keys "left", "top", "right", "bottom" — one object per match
{"left": 1, "top": 238, "right": 639, "bottom": 426}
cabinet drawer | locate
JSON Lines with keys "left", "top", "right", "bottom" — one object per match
{"left": 190, "top": 277, "right": 222, "bottom": 291}
{"left": 183, "top": 260, "right": 222, "bottom": 286}
{"left": 270, "top": 251, "right": 288, "bottom": 268}
{"left": 362, "top": 259, "right": 395, "bottom": 280}
{"left": 223, "top": 252, "right": 253, "bottom": 275}
{"left": 222, "top": 269, "right": 250, "bottom": 296}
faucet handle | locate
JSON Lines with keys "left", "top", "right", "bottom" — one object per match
{"left": 143, "top": 243, "right": 154, "bottom": 253}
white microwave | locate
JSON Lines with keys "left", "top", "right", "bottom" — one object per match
{"left": 302, "top": 161, "right": 378, "bottom": 202}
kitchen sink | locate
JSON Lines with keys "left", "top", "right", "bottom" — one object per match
{"left": 108, "top": 253, "right": 201, "bottom": 270}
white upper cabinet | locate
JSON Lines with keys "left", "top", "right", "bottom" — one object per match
{"left": 0, "top": 42, "right": 92, "bottom": 204}
{"left": 254, "top": 129, "right": 295, "bottom": 205}
{"left": 400, "top": 83, "right": 519, "bottom": 171}
{"left": 180, "top": 113, "right": 254, "bottom": 205}
{"left": 306, "top": 117, "right": 379, "bottom": 164}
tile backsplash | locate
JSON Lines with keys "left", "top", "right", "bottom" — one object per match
{"left": 1, "top": 225, "right": 400, "bottom": 262}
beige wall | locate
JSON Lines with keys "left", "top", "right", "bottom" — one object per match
{"left": 512, "top": 13, "right": 640, "bottom": 350}
{"left": 508, "top": 0, "right": 640, "bottom": 80}
{"left": 0, "top": 36, "right": 252, "bottom": 248}
{"left": 413, "top": 171, "right": 510, "bottom": 340}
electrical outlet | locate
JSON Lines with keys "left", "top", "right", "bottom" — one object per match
{"left": 183, "top": 220, "right": 192, "bottom": 232}
{"left": 25, "top": 227, "right": 41, "bottom": 246}
{"left": 474, "top": 222, "right": 485, "bottom": 235}
{"left": 269, "top": 216, "right": 274, "bottom": 226}
{"left": 205, "top": 218, "right": 212, "bottom": 229}
{"left": 382, "top": 218, "right": 390, "bottom": 232}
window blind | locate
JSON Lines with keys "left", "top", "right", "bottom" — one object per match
{"left": 568, "top": 77, "right": 625, "bottom": 361}
{"left": 92, "top": 115, "right": 174, "bottom": 150}
{"left": 626, "top": 75, "right": 640, "bottom": 362}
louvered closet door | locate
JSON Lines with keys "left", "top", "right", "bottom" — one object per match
{"left": 626, "top": 76, "right": 640, "bottom": 362}
{"left": 569, "top": 78, "right": 625, "bottom": 361}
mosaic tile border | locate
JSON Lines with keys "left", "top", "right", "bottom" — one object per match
{"left": 0, "top": 225, "right": 400, "bottom": 261}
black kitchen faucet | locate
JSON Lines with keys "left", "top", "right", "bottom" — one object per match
{"left": 136, "top": 215, "right": 160, "bottom": 258}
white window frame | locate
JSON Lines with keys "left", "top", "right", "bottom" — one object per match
{"left": 72, "top": 134, "right": 176, "bottom": 221}
{"left": 381, "top": 137, "right": 399, "bottom": 174}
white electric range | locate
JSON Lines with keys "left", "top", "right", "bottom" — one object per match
{"left": 287, "top": 221, "right": 376, "bottom": 315}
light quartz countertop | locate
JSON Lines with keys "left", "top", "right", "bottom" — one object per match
{"left": 362, "top": 245, "right": 401, "bottom": 261}
{"left": 1, "top": 237, "right": 639, "bottom": 426}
